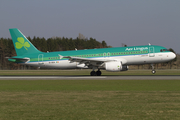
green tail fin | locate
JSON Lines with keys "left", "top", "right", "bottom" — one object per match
{"left": 9, "top": 28, "right": 41, "bottom": 56}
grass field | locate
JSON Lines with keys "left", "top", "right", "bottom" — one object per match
{"left": 0, "top": 70, "right": 180, "bottom": 120}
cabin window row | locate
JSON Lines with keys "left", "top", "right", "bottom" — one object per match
{"left": 71, "top": 51, "right": 148, "bottom": 58}
{"left": 48, "top": 51, "right": 148, "bottom": 60}
{"left": 49, "top": 57, "right": 60, "bottom": 60}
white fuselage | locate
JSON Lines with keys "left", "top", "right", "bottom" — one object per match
{"left": 22, "top": 52, "right": 176, "bottom": 69}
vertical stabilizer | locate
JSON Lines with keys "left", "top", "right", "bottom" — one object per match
{"left": 9, "top": 28, "right": 41, "bottom": 56}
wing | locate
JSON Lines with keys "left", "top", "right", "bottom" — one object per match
{"left": 59, "top": 54, "right": 115, "bottom": 68}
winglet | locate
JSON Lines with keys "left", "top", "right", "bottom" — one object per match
{"left": 58, "top": 54, "right": 64, "bottom": 59}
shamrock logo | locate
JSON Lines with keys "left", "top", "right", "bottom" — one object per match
{"left": 15, "top": 37, "right": 30, "bottom": 50}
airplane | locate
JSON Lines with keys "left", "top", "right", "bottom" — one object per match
{"left": 8, "top": 28, "right": 176, "bottom": 76}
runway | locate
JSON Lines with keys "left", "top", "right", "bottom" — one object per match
{"left": 0, "top": 75, "right": 179, "bottom": 80}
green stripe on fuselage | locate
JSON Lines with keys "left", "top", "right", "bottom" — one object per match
{"left": 12, "top": 45, "right": 168, "bottom": 63}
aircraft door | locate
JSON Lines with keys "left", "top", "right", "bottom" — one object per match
{"left": 149, "top": 47, "right": 155, "bottom": 57}
{"left": 38, "top": 54, "right": 44, "bottom": 65}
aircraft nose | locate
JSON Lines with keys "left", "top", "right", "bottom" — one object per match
{"left": 170, "top": 52, "right": 176, "bottom": 60}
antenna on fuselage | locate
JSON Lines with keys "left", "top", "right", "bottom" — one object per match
{"left": 148, "top": 43, "right": 151, "bottom": 46}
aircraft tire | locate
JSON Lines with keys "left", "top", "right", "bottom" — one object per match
{"left": 152, "top": 70, "right": 156, "bottom": 74}
{"left": 90, "top": 71, "right": 96, "bottom": 76}
{"left": 96, "top": 71, "right": 102, "bottom": 76}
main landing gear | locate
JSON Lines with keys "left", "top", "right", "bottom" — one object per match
{"left": 151, "top": 64, "right": 156, "bottom": 74}
{"left": 90, "top": 69, "right": 102, "bottom": 76}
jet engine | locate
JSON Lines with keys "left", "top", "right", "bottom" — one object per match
{"left": 105, "top": 61, "right": 128, "bottom": 72}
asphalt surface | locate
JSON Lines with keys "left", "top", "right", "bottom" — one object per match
{"left": 0, "top": 75, "right": 179, "bottom": 80}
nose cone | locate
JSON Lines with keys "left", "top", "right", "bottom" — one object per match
{"left": 170, "top": 52, "right": 176, "bottom": 60}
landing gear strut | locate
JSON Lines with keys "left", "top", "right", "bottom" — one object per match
{"left": 90, "top": 69, "right": 102, "bottom": 76}
{"left": 151, "top": 64, "right": 156, "bottom": 74}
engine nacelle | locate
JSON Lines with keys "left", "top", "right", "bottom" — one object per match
{"left": 105, "top": 61, "right": 128, "bottom": 72}
{"left": 76, "top": 63, "right": 88, "bottom": 69}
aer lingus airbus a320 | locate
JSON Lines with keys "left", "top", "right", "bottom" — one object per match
{"left": 8, "top": 28, "right": 176, "bottom": 76}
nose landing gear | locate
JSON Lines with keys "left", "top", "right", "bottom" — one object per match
{"left": 151, "top": 64, "right": 156, "bottom": 74}
{"left": 151, "top": 69, "right": 156, "bottom": 74}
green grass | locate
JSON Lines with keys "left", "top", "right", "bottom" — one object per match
{"left": 0, "top": 80, "right": 180, "bottom": 120}
{"left": 0, "top": 69, "right": 180, "bottom": 76}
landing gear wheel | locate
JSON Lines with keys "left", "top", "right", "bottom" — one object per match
{"left": 96, "top": 70, "right": 102, "bottom": 76}
{"left": 90, "top": 71, "right": 96, "bottom": 76}
{"left": 151, "top": 69, "right": 156, "bottom": 74}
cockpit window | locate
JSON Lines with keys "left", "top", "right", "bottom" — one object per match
{"left": 160, "top": 49, "right": 169, "bottom": 52}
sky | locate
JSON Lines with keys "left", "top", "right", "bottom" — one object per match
{"left": 1, "top": 0, "right": 180, "bottom": 53}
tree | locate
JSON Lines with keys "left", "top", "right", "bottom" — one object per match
{"left": 102, "top": 41, "right": 107, "bottom": 48}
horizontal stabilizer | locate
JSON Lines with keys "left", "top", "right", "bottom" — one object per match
{"left": 6, "top": 57, "right": 30, "bottom": 63}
